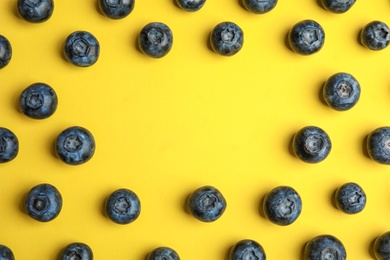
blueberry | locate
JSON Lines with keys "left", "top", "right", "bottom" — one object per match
{"left": 176, "top": 0, "right": 206, "bottom": 12}
{"left": 98, "top": 0, "right": 135, "bottom": 19}
{"left": 147, "top": 247, "right": 180, "bottom": 260}
{"left": 304, "top": 235, "right": 346, "bottom": 260}
{"left": 187, "top": 185, "right": 227, "bottom": 222}
{"left": 55, "top": 126, "right": 95, "bottom": 165}
{"left": 367, "top": 127, "right": 390, "bottom": 165}
{"left": 288, "top": 20, "right": 325, "bottom": 55}
{"left": 374, "top": 231, "right": 390, "bottom": 260}
{"left": 0, "top": 128, "right": 18, "bottom": 163}
{"left": 230, "top": 239, "right": 266, "bottom": 260}
{"left": 320, "top": 0, "right": 355, "bottom": 13}
{"left": 60, "top": 242, "right": 93, "bottom": 260}
{"left": 292, "top": 126, "right": 332, "bottom": 163}
{"left": 0, "top": 35, "right": 12, "bottom": 69}
{"left": 335, "top": 182, "right": 366, "bottom": 214}
{"left": 210, "top": 22, "right": 244, "bottom": 56}
{"left": 242, "top": 0, "right": 277, "bottom": 14}
{"left": 105, "top": 188, "right": 141, "bottom": 224}
{"left": 64, "top": 31, "right": 100, "bottom": 67}
{"left": 24, "top": 183, "right": 62, "bottom": 222}
{"left": 17, "top": 0, "right": 54, "bottom": 23}
{"left": 138, "top": 22, "right": 173, "bottom": 58}
{"left": 323, "top": 72, "right": 360, "bottom": 111}
{"left": 263, "top": 185, "right": 302, "bottom": 226}
{"left": 19, "top": 82, "right": 58, "bottom": 119}
{"left": 360, "top": 21, "right": 390, "bottom": 51}
{"left": 0, "top": 245, "right": 14, "bottom": 260}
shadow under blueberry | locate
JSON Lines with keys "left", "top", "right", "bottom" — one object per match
{"left": 18, "top": 190, "right": 27, "bottom": 216}
{"left": 362, "top": 134, "right": 371, "bottom": 159}
{"left": 224, "top": 244, "right": 233, "bottom": 260}
{"left": 300, "top": 242, "right": 308, "bottom": 260}
{"left": 94, "top": 0, "right": 104, "bottom": 16}
{"left": 284, "top": 28, "right": 294, "bottom": 53}
{"left": 315, "top": 0, "right": 325, "bottom": 11}
{"left": 133, "top": 32, "right": 143, "bottom": 55}
{"left": 205, "top": 31, "right": 214, "bottom": 53}
{"left": 182, "top": 193, "right": 191, "bottom": 215}
{"left": 368, "top": 236, "right": 378, "bottom": 259}
{"left": 237, "top": 0, "right": 246, "bottom": 11}
{"left": 318, "top": 81, "right": 328, "bottom": 107}
{"left": 172, "top": 0, "right": 180, "bottom": 10}
{"left": 356, "top": 28, "right": 365, "bottom": 48}
{"left": 288, "top": 132, "right": 297, "bottom": 158}
{"left": 330, "top": 188, "right": 338, "bottom": 210}
{"left": 257, "top": 193, "right": 267, "bottom": 219}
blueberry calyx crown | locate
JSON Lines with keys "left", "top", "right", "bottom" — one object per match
{"left": 63, "top": 135, "right": 83, "bottom": 153}
{"left": 105, "top": 0, "right": 122, "bottom": 7}
{"left": 72, "top": 39, "right": 91, "bottom": 57}
{"left": 304, "top": 134, "right": 325, "bottom": 154}
{"left": 113, "top": 197, "right": 131, "bottom": 214}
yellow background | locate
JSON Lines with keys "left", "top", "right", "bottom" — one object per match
{"left": 1, "top": 0, "right": 390, "bottom": 259}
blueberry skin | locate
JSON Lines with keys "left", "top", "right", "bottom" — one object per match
{"left": 323, "top": 72, "right": 360, "bottom": 111}
{"left": 147, "top": 247, "right": 180, "bottom": 260}
{"left": 230, "top": 239, "right": 266, "bottom": 260}
{"left": 293, "top": 126, "right": 332, "bottom": 163}
{"left": 19, "top": 82, "right": 58, "bottom": 119}
{"left": 17, "top": 0, "right": 54, "bottom": 23}
{"left": 64, "top": 31, "right": 100, "bottom": 67}
{"left": 24, "top": 183, "right": 62, "bottom": 222}
{"left": 60, "top": 242, "right": 93, "bottom": 260}
{"left": 210, "top": 22, "right": 244, "bottom": 56}
{"left": 263, "top": 186, "right": 302, "bottom": 226}
{"left": 98, "top": 0, "right": 135, "bottom": 19}
{"left": 105, "top": 188, "right": 141, "bottom": 224}
{"left": 242, "top": 0, "right": 277, "bottom": 14}
{"left": 335, "top": 182, "right": 366, "bottom": 214}
{"left": 0, "top": 128, "right": 18, "bottom": 163}
{"left": 288, "top": 20, "right": 325, "bottom": 55}
{"left": 187, "top": 185, "right": 227, "bottom": 222}
{"left": 374, "top": 232, "right": 390, "bottom": 260}
{"left": 55, "top": 126, "right": 95, "bottom": 165}
{"left": 361, "top": 21, "right": 390, "bottom": 51}
{"left": 304, "top": 235, "right": 346, "bottom": 260}
{"left": 367, "top": 127, "right": 390, "bottom": 165}
{"left": 321, "top": 0, "right": 355, "bottom": 14}
{"left": 0, "top": 245, "right": 14, "bottom": 260}
{"left": 138, "top": 22, "right": 173, "bottom": 59}
{"left": 0, "top": 35, "right": 12, "bottom": 69}
{"left": 176, "top": 0, "right": 206, "bottom": 12}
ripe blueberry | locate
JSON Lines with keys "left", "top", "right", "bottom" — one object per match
{"left": 0, "top": 128, "right": 18, "bottom": 163}
{"left": 320, "top": 0, "right": 355, "bottom": 13}
{"left": 374, "top": 232, "right": 390, "bottom": 260}
{"left": 17, "top": 0, "right": 54, "bottom": 23}
{"left": 138, "top": 22, "right": 173, "bottom": 58}
{"left": 176, "top": 0, "right": 206, "bottom": 12}
{"left": 367, "top": 127, "right": 390, "bottom": 165}
{"left": 19, "top": 82, "right": 58, "bottom": 119}
{"left": 263, "top": 186, "right": 302, "bottom": 226}
{"left": 55, "top": 126, "right": 95, "bottom": 165}
{"left": 293, "top": 126, "right": 332, "bottom": 163}
{"left": 0, "top": 245, "right": 14, "bottom": 260}
{"left": 147, "top": 247, "right": 180, "bottom": 260}
{"left": 0, "top": 35, "right": 12, "bottom": 69}
{"left": 105, "top": 188, "right": 141, "bottom": 224}
{"left": 210, "top": 22, "right": 243, "bottom": 56}
{"left": 24, "top": 183, "right": 62, "bottom": 222}
{"left": 361, "top": 21, "right": 390, "bottom": 51}
{"left": 335, "top": 182, "right": 366, "bottom": 214}
{"left": 187, "top": 185, "right": 227, "bottom": 222}
{"left": 242, "top": 0, "right": 277, "bottom": 14}
{"left": 98, "top": 0, "right": 135, "bottom": 19}
{"left": 304, "top": 235, "right": 346, "bottom": 260}
{"left": 230, "top": 239, "right": 266, "bottom": 260}
{"left": 60, "top": 242, "right": 93, "bottom": 260}
{"left": 64, "top": 31, "right": 100, "bottom": 67}
{"left": 288, "top": 20, "right": 325, "bottom": 55}
{"left": 323, "top": 72, "right": 360, "bottom": 111}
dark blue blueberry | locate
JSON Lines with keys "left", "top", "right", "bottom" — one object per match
{"left": 367, "top": 127, "right": 390, "bottom": 165}
{"left": 176, "top": 0, "right": 206, "bottom": 12}
{"left": 187, "top": 185, "right": 226, "bottom": 222}
{"left": 293, "top": 126, "right": 332, "bottom": 163}
{"left": 230, "top": 239, "right": 266, "bottom": 260}
{"left": 19, "top": 82, "right": 58, "bottom": 119}
{"left": 24, "top": 183, "right": 62, "bottom": 222}
{"left": 0, "top": 35, "right": 12, "bottom": 69}
{"left": 64, "top": 31, "right": 100, "bottom": 67}
{"left": 0, "top": 128, "right": 18, "bottom": 163}
{"left": 323, "top": 72, "right": 360, "bottom": 111}
{"left": 147, "top": 247, "right": 180, "bottom": 260}
{"left": 263, "top": 186, "right": 302, "bottom": 226}
{"left": 361, "top": 21, "right": 390, "bottom": 51}
{"left": 55, "top": 126, "right": 95, "bottom": 165}
{"left": 304, "top": 235, "right": 346, "bottom": 260}
{"left": 335, "top": 182, "right": 366, "bottom": 214}
{"left": 138, "top": 22, "right": 173, "bottom": 58}
{"left": 17, "top": 0, "right": 54, "bottom": 23}
{"left": 105, "top": 188, "right": 141, "bottom": 224}
{"left": 0, "top": 245, "right": 14, "bottom": 260}
{"left": 210, "top": 22, "right": 243, "bottom": 56}
{"left": 321, "top": 0, "right": 355, "bottom": 13}
{"left": 288, "top": 20, "right": 325, "bottom": 55}
{"left": 98, "top": 0, "right": 135, "bottom": 19}
{"left": 242, "top": 0, "right": 277, "bottom": 14}
{"left": 374, "top": 232, "right": 390, "bottom": 260}
{"left": 60, "top": 242, "right": 93, "bottom": 260}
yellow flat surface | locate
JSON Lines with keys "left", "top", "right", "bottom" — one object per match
{"left": 1, "top": 0, "right": 390, "bottom": 259}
